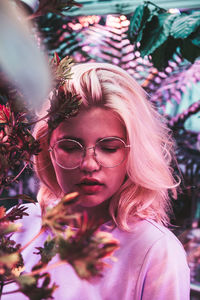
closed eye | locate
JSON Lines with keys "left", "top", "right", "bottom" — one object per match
{"left": 57, "top": 141, "right": 82, "bottom": 153}
{"left": 62, "top": 146, "right": 81, "bottom": 153}
{"left": 100, "top": 147, "right": 119, "bottom": 153}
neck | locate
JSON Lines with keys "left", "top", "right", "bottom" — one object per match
{"left": 75, "top": 200, "right": 111, "bottom": 225}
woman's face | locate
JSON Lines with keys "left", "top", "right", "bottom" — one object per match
{"left": 50, "top": 107, "right": 127, "bottom": 216}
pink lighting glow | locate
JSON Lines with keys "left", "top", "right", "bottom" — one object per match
{"left": 106, "top": 15, "right": 130, "bottom": 28}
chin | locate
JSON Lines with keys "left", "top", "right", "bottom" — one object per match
{"left": 78, "top": 194, "right": 106, "bottom": 208}
{"left": 80, "top": 199, "right": 103, "bottom": 208}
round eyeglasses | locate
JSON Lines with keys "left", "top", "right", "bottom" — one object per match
{"left": 49, "top": 137, "right": 130, "bottom": 169}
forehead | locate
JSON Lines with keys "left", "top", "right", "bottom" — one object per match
{"left": 50, "top": 107, "right": 126, "bottom": 143}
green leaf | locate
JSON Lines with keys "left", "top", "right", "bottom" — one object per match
{"left": 57, "top": 236, "right": 71, "bottom": 261}
{"left": 35, "top": 237, "right": 57, "bottom": 264}
{"left": 171, "top": 11, "right": 200, "bottom": 39}
{"left": 190, "top": 30, "right": 200, "bottom": 48}
{"left": 140, "top": 13, "right": 176, "bottom": 57}
{"left": 17, "top": 275, "right": 36, "bottom": 287}
{"left": 0, "top": 252, "right": 19, "bottom": 268}
{"left": 128, "top": 1, "right": 166, "bottom": 44}
{"left": 151, "top": 37, "right": 180, "bottom": 70}
{"left": 180, "top": 38, "right": 200, "bottom": 63}
{"left": 17, "top": 273, "right": 58, "bottom": 300}
{"left": 128, "top": 4, "right": 151, "bottom": 43}
{"left": 191, "top": 36, "right": 200, "bottom": 48}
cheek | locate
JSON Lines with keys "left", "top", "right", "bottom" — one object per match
{"left": 108, "top": 164, "right": 127, "bottom": 190}
{"left": 52, "top": 163, "right": 76, "bottom": 193}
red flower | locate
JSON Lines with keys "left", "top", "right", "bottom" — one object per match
{"left": 0, "top": 104, "right": 11, "bottom": 123}
{"left": 0, "top": 130, "right": 8, "bottom": 142}
{"left": 0, "top": 206, "right": 6, "bottom": 219}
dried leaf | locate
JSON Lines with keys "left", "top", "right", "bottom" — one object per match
{"left": 50, "top": 53, "right": 74, "bottom": 86}
{"left": 48, "top": 88, "right": 82, "bottom": 132}
{"left": 5, "top": 204, "right": 29, "bottom": 222}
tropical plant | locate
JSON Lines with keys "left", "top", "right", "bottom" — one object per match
{"left": 128, "top": 1, "right": 200, "bottom": 70}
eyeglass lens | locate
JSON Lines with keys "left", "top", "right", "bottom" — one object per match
{"left": 52, "top": 138, "right": 128, "bottom": 169}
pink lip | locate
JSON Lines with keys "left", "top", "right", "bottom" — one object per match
{"left": 77, "top": 177, "right": 104, "bottom": 194}
{"left": 78, "top": 177, "right": 103, "bottom": 185}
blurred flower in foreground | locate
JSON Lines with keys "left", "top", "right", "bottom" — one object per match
{"left": 0, "top": 205, "right": 27, "bottom": 281}
{"left": 57, "top": 218, "right": 120, "bottom": 279}
{"left": 38, "top": 192, "right": 120, "bottom": 279}
{"left": 0, "top": 193, "right": 120, "bottom": 298}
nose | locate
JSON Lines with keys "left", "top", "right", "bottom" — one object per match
{"left": 79, "top": 146, "right": 101, "bottom": 172}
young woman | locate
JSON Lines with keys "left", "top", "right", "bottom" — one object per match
{"left": 3, "top": 62, "right": 190, "bottom": 299}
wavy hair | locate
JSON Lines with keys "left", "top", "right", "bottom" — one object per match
{"left": 33, "top": 62, "right": 178, "bottom": 231}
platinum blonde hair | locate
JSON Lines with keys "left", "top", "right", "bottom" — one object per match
{"left": 33, "top": 62, "right": 178, "bottom": 230}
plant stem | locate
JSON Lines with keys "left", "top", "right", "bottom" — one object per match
{"left": 19, "top": 226, "right": 46, "bottom": 252}
{"left": 10, "top": 163, "right": 29, "bottom": 183}
{"left": 0, "top": 196, "right": 21, "bottom": 201}
{"left": 24, "top": 113, "right": 50, "bottom": 127}
{"left": 1, "top": 289, "right": 21, "bottom": 295}
{"left": 1, "top": 280, "right": 15, "bottom": 286}
{"left": 27, "top": 260, "right": 67, "bottom": 276}
{"left": 0, "top": 280, "right": 3, "bottom": 298}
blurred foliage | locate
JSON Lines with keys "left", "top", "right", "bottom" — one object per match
{"left": 0, "top": 193, "right": 119, "bottom": 298}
